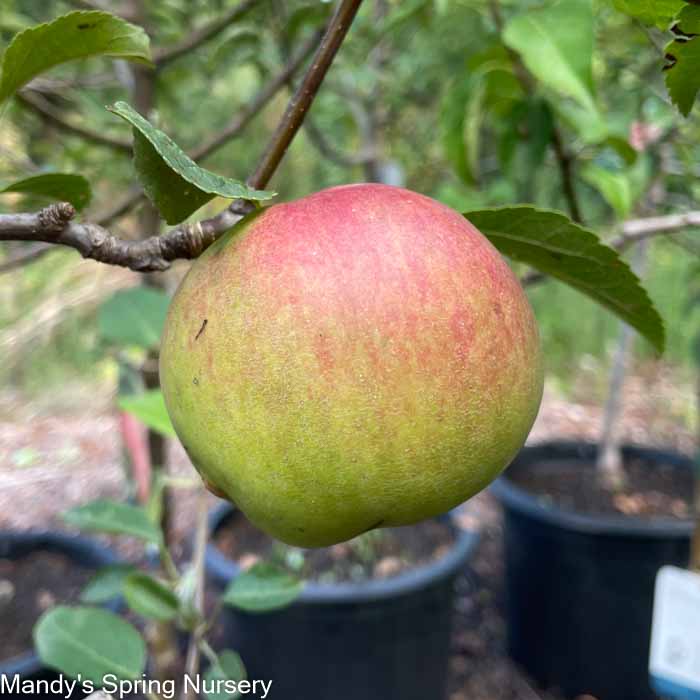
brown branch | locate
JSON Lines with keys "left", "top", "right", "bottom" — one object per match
{"left": 154, "top": 0, "right": 260, "bottom": 69}
{"left": 89, "top": 31, "right": 322, "bottom": 226}
{"left": 0, "top": 202, "right": 241, "bottom": 271}
{"left": 550, "top": 125, "right": 582, "bottom": 223}
{"left": 17, "top": 92, "right": 131, "bottom": 153}
{"left": 0, "top": 0, "right": 364, "bottom": 271}
{"left": 247, "top": 0, "right": 365, "bottom": 189}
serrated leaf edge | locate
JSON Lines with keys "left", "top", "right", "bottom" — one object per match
{"left": 464, "top": 205, "right": 666, "bottom": 353}
{"left": 106, "top": 101, "right": 275, "bottom": 202}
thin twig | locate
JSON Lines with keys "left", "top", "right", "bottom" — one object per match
{"left": 17, "top": 92, "right": 131, "bottom": 153}
{"left": 614, "top": 210, "right": 700, "bottom": 246}
{"left": 90, "top": 31, "right": 322, "bottom": 227}
{"left": 274, "top": 22, "right": 373, "bottom": 169}
{"left": 181, "top": 489, "right": 209, "bottom": 700}
{"left": 521, "top": 210, "right": 700, "bottom": 287}
{"left": 550, "top": 125, "right": 582, "bottom": 222}
{"left": 0, "top": 203, "right": 236, "bottom": 271}
{"left": 596, "top": 240, "right": 648, "bottom": 490}
{"left": 247, "top": 0, "right": 365, "bottom": 189}
{"left": 154, "top": 0, "right": 260, "bottom": 69}
{"left": 0, "top": 0, "right": 365, "bottom": 271}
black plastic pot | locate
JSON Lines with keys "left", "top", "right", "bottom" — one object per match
{"left": 490, "top": 441, "right": 695, "bottom": 700}
{"left": 0, "top": 530, "right": 120, "bottom": 699}
{"left": 205, "top": 504, "right": 479, "bottom": 700}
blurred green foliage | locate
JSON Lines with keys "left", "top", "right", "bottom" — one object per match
{"left": 1, "top": 0, "right": 699, "bottom": 396}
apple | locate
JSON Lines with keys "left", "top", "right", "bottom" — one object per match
{"left": 160, "top": 184, "right": 543, "bottom": 547}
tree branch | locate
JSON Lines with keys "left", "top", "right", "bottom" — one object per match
{"left": 154, "top": 0, "right": 260, "bottom": 69}
{"left": 87, "top": 31, "right": 322, "bottom": 226}
{"left": 614, "top": 210, "right": 700, "bottom": 247}
{"left": 17, "top": 92, "right": 131, "bottom": 153}
{"left": 181, "top": 489, "right": 209, "bottom": 700}
{"left": 550, "top": 124, "right": 582, "bottom": 223}
{"left": 0, "top": 0, "right": 365, "bottom": 271}
{"left": 247, "top": 0, "right": 365, "bottom": 189}
{"left": 521, "top": 210, "right": 700, "bottom": 287}
{"left": 0, "top": 202, "right": 247, "bottom": 271}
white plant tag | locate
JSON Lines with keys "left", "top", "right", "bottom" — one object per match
{"left": 649, "top": 565, "right": 700, "bottom": 700}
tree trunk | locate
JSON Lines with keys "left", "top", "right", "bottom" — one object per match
{"left": 596, "top": 240, "right": 649, "bottom": 490}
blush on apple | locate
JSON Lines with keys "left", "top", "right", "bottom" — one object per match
{"left": 160, "top": 184, "right": 543, "bottom": 547}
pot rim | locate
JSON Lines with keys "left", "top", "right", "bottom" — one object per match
{"left": 0, "top": 530, "right": 121, "bottom": 677}
{"left": 490, "top": 440, "right": 696, "bottom": 538}
{"left": 205, "top": 504, "right": 479, "bottom": 605}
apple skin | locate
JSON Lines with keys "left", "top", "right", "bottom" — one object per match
{"left": 160, "top": 184, "right": 543, "bottom": 547}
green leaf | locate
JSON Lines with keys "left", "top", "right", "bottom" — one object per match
{"left": 123, "top": 572, "right": 179, "bottom": 621}
{"left": 0, "top": 11, "right": 151, "bottom": 103}
{"left": 604, "top": 136, "right": 638, "bottom": 166}
{"left": 80, "top": 565, "right": 136, "bottom": 604}
{"left": 223, "top": 563, "right": 303, "bottom": 613}
{"left": 98, "top": 286, "right": 170, "bottom": 349}
{"left": 441, "top": 77, "right": 484, "bottom": 185}
{"left": 63, "top": 499, "right": 161, "bottom": 544}
{"left": 675, "top": 4, "right": 700, "bottom": 33}
{"left": 107, "top": 101, "right": 275, "bottom": 224}
{"left": 503, "top": 0, "right": 596, "bottom": 115}
{"left": 0, "top": 174, "right": 91, "bottom": 211}
{"left": 665, "top": 6, "right": 700, "bottom": 117}
{"left": 581, "top": 165, "right": 632, "bottom": 219}
{"left": 204, "top": 650, "right": 247, "bottom": 700}
{"left": 119, "top": 389, "right": 176, "bottom": 438}
{"left": 464, "top": 206, "right": 665, "bottom": 353}
{"left": 34, "top": 606, "right": 146, "bottom": 683}
{"left": 611, "top": 0, "right": 684, "bottom": 28}
{"left": 442, "top": 55, "right": 521, "bottom": 186}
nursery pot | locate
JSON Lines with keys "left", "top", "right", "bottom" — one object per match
{"left": 0, "top": 530, "right": 120, "bottom": 699}
{"left": 490, "top": 441, "right": 694, "bottom": 700}
{"left": 205, "top": 504, "right": 479, "bottom": 700}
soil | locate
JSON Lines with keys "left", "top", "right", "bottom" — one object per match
{"left": 214, "top": 509, "right": 456, "bottom": 583}
{"left": 508, "top": 457, "right": 695, "bottom": 520}
{"left": 0, "top": 550, "right": 95, "bottom": 662}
